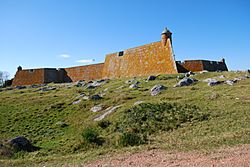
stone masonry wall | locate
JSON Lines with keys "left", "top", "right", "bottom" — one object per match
{"left": 102, "top": 39, "right": 178, "bottom": 79}
{"left": 64, "top": 63, "right": 104, "bottom": 82}
{"left": 12, "top": 68, "right": 45, "bottom": 86}
{"left": 177, "top": 60, "right": 204, "bottom": 72}
{"left": 202, "top": 60, "right": 228, "bottom": 71}
{"left": 176, "top": 60, "right": 228, "bottom": 72}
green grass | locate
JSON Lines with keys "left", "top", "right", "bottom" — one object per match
{"left": 0, "top": 71, "right": 250, "bottom": 166}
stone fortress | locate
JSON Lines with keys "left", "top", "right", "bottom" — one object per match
{"left": 12, "top": 28, "right": 228, "bottom": 86}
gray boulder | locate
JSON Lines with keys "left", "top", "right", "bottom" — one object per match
{"left": 129, "top": 84, "right": 138, "bottom": 89}
{"left": 72, "top": 99, "right": 81, "bottom": 104}
{"left": 224, "top": 80, "right": 237, "bottom": 86}
{"left": 129, "top": 81, "right": 140, "bottom": 89}
{"left": 86, "top": 79, "right": 107, "bottom": 89}
{"left": 94, "top": 105, "right": 122, "bottom": 121}
{"left": 174, "top": 78, "right": 197, "bottom": 87}
{"left": 83, "top": 96, "right": 90, "bottom": 100}
{"left": 16, "top": 85, "right": 26, "bottom": 90}
{"left": 203, "top": 78, "right": 217, "bottom": 83}
{"left": 90, "top": 94, "right": 102, "bottom": 100}
{"left": 208, "top": 80, "right": 222, "bottom": 86}
{"left": 8, "top": 136, "right": 37, "bottom": 152}
{"left": 39, "top": 87, "right": 56, "bottom": 92}
{"left": 151, "top": 84, "right": 166, "bottom": 96}
{"left": 199, "top": 70, "right": 208, "bottom": 74}
{"left": 75, "top": 80, "right": 85, "bottom": 87}
{"left": 91, "top": 104, "right": 103, "bottom": 112}
{"left": 125, "top": 78, "right": 136, "bottom": 84}
{"left": 217, "top": 75, "right": 225, "bottom": 79}
{"left": 146, "top": 75, "right": 156, "bottom": 82}
{"left": 185, "top": 71, "right": 194, "bottom": 77}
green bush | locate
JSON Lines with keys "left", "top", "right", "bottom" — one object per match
{"left": 82, "top": 127, "right": 102, "bottom": 145}
{"left": 119, "top": 132, "right": 143, "bottom": 147}
{"left": 118, "top": 102, "right": 209, "bottom": 134}
{"left": 98, "top": 120, "right": 111, "bottom": 129}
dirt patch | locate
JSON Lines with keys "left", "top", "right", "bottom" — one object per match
{"left": 83, "top": 145, "right": 250, "bottom": 167}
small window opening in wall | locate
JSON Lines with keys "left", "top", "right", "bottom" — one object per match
{"left": 29, "top": 69, "right": 34, "bottom": 73}
{"left": 118, "top": 51, "right": 124, "bottom": 56}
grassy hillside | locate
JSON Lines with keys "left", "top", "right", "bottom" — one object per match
{"left": 0, "top": 71, "right": 250, "bottom": 166}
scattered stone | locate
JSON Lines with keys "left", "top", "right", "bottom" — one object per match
{"left": 217, "top": 75, "right": 225, "bottom": 79}
{"left": 245, "top": 71, "right": 250, "bottom": 78}
{"left": 91, "top": 104, "right": 103, "bottom": 112}
{"left": 224, "top": 80, "right": 237, "bottom": 86}
{"left": 146, "top": 75, "right": 156, "bottom": 82}
{"left": 129, "top": 82, "right": 140, "bottom": 89}
{"left": 16, "top": 85, "right": 26, "bottom": 90}
{"left": 90, "top": 94, "right": 102, "bottom": 100}
{"left": 208, "top": 80, "right": 222, "bottom": 86}
{"left": 185, "top": 71, "right": 194, "bottom": 77}
{"left": 94, "top": 105, "right": 122, "bottom": 121}
{"left": 76, "top": 93, "right": 85, "bottom": 98}
{"left": 199, "top": 70, "right": 208, "bottom": 74}
{"left": 151, "top": 84, "right": 166, "bottom": 96}
{"left": 125, "top": 79, "right": 136, "bottom": 84}
{"left": 86, "top": 79, "right": 107, "bottom": 89}
{"left": 6, "top": 87, "right": 13, "bottom": 91}
{"left": 83, "top": 96, "right": 90, "bottom": 100}
{"left": 72, "top": 99, "right": 81, "bottom": 104}
{"left": 75, "top": 80, "right": 85, "bottom": 87}
{"left": 233, "top": 77, "right": 242, "bottom": 81}
{"left": 55, "top": 121, "right": 68, "bottom": 128}
{"left": 30, "top": 84, "right": 39, "bottom": 88}
{"left": 8, "top": 136, "right": 37, "bottom": 152}
{"left": 39, "top": 87, "right": 56, "bottom": 92}
{"left": 203, "top": 78, "right": 218, "bottom": 83}
{"left": 134, "top": 101, "right": 144, "bottom": 105}
{"left": 86, "top": 84, "right": 96, "bottom": 89}
{"left": 91, "top": 81, "right": 102, "bottom": 87}
{"left": 174, "top": 78, "right": 197, "bottom": 87}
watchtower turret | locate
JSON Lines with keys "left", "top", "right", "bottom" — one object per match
{"left": 161, "top": 28, "right": 172, "bottom": 46}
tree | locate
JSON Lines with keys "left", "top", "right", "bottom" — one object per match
{"left": 0, "top": 71, "right": 10, "bottom": 86}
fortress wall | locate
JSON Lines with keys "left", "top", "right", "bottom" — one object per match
{"left": 202, "top": 60, "right": 228, "bottom": 71}
{"left": 102, "top": 39, "right": 178, "bottom": 79}
{"left": 44, "top": 69, "right": 61, "bottom": 83}
{"left": 177, "top": 60, "right": 228, "bottom": 72}
{"left": 64, "top": 63, "right": 104, "bottom": 82}
{"left": 12, "top": 68, "right": 45, "bottom": 86}
{"left": 177, "top": 60, "right": 204, "bottom": 72}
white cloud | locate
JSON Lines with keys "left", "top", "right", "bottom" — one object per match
{"left": 59, "top": 54, "right": 71, "bottom": 58}
{"left": 76, "top": 59, "right": 95, "bottom": 63}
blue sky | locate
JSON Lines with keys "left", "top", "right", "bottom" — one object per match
{"left": 0, "top": 0, "right": 249, "bottom": 78}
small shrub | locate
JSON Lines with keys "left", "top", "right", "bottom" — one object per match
{"left": 98, "top": 120, "right": 111, "bottom": 129}
{"left": 82, "top": 127, "right": 103, "bottom": 145}
{"left": 0, "top": 146, "right": 13, "bottom": 158}
{"left": 117, "top": 102, "right": 209, "bottom": 135}
{"left": 119, "top": 132, "right": 143, "bottom": 146}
